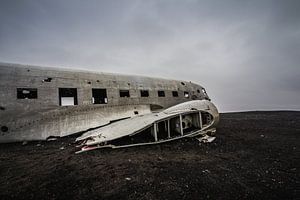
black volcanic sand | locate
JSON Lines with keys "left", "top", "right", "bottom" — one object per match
{"left": 0, "top": 111, "right": 299, "bottom": 200}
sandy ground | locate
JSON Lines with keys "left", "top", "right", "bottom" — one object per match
{"left": 0, "top": 111, "right": 299, "bottom": 200}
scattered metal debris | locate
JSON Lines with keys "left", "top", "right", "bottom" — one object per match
{"left": 202, "top": 169, "right": 210, "bottom": 173}
{"left": 196, "top": 135, "right": 216, "bottom": 143}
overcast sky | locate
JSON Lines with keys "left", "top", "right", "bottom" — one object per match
{"left": 0, "top": 0, "right": 299, "bottom": 112}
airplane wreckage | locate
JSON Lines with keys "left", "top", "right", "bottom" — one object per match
{"left": 0, "top": 63, "right": 219, "bottom": 153}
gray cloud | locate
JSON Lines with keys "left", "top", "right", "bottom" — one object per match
{"left": 0, "top": 0, "right": 299, "bottom": 111}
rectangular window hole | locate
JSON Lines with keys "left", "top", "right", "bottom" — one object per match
{"left": 92, "top": 88, "right": 107, "bottom": 104}
{"left": 17, "top": 88, "right": 38, "bottom": 99}
{"left": 158, "top": 90, "right": 165, "bottom": 97}
{"left": 120, "top": 90, "right": 130, "bottom": 97}
{"left": 172, "top": 91, "right": 178, "bottom": 97}
{"left": 59, "top": 88, "right": 78, "bottom": 106}
{"left": 140, "top": 90, "right": 149, "bottom": 97}
{"left": 184, "top": 91, "right": 189, "bottom": 98}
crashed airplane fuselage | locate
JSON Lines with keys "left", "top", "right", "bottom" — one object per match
{"left": 0, "top": 62, "right": 219, "bottom": 151}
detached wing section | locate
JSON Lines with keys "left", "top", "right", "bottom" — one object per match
{"left": 76, "top": 100, "right": 219, "bottom": 153}
{"left": 76, "top": 112, "right": 169, "bottom": 145}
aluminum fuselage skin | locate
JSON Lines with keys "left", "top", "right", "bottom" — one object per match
{"left": 0, "top": 63, "right": 216, "bottom": 143}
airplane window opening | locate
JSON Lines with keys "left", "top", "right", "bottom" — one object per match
{"left": 172, "top": 91, "right": 178, "bottom": 97}
{"left": 120, "top": 90, "right": 130, "bottom": 97}
{"left": 201, "top": 112, "right": 212, "bottom": 126}
{"left": 59, "top": 88, "right": 78, "bottom": 106}
{"left": 158, "top": 90, "right": 165, "bottom": 97}
{"left": 17, "top": 88, "right": 38, "bottom": 99}
{"left": 1, "top": 126, "right": 8, "bottom": 132}
{"left": 43, "top": 77, "right": 52, "bottom": 82}
{"left": 140, "top": 90, "right": 149, "bottom": 97}
{"left": 182, "top": 113, "right": 202, "bottom": 135}
{"left": 184, "top": 91, "right": 189, "bottom": 98}
{"left": 170, "top": 117, "right": 181, "bottom": 137}
{"left": 157, "top": 121, "right": 169, "bottom": 140}
{"left": 92, "top": 89, "right": 107, "bottom": 104}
